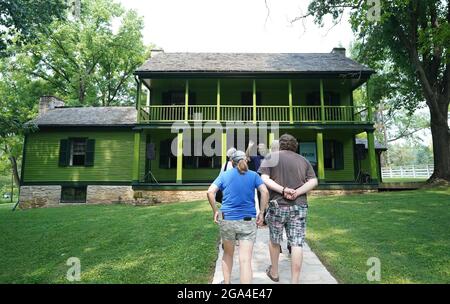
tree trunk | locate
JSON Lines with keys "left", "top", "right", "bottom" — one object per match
{"left": 8, "top": 155, "right": 21, "bottom": 187}
{"left": 428, "top": 101, "right": 450, "bottom": 182}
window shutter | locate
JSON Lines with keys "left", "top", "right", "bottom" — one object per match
{"left": 85, "top": 139, "right": 95, "bottom": 167}
{"left": 59, "top": 139, "right": 70, "bottom": 167}
{"left": 334, "top": 141, "right": 344, "bottom": 170}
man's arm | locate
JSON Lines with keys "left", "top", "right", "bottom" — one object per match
{"left": 288, "top": 178, "right": 318, "bottom": 200}
{"left": 206, "top": 184, "right": 220, "bottom": 223}
{"left": 261, "top": 174, "right": 295, "bottom": 197}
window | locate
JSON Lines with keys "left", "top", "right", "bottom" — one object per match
{"left": 159, "top": 139, "right": 177, "bottom": 169}
{"left": 241, "top": 92, "right": 262, "bottom": 105}
{"left": 306, "top": 91, "right": 341, "bottom": 106}
{"left": 59, "top": 138, "right": 95, "bottom": 167}
{"left": 324, "top": 140, "right": 344, "bottom": 170}
{"left": 162, "top": 91, "right": 196, "bottom": 105}
{"left": 61, "top": 186, "right": 87, "bottom": 203}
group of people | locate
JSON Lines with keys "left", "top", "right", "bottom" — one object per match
{"left": 206, "top": 134, "right": 318, "bottom": 284}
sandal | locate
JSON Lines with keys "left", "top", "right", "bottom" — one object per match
{"left": 266, "top": 265, "right": 279, "bottom": 282}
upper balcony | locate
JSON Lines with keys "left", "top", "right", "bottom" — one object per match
{"left": 134, "top": 51, "right": 375, "bottom": 125}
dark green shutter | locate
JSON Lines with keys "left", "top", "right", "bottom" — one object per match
{"left": 85, "top": 139, "right": 95, "bottom": 166}
{"left": 59, "top": 139, "right": 70, "bottom": 167}
{"left": 334, "top": 141, "right": 344, "bottom": 170}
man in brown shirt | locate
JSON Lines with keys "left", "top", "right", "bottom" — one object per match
{"left": 258, "top": 134, "right": 318, "bottom": 284}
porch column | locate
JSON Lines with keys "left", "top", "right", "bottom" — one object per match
{"left": 316, "top": 132, "right": 325, "bottom": 181}
{"left": 269, "top": 132, "right": 275, "bottom": 147}
{"left": 253, "top": 80, "right": 257, "bottom": 123}
{"left": 221, "top": 131, "right": 227, "bottom": 165}
{"left": 136, "top": 79, "right": 143, "bottom": 123}
{"left": 367, "top": 130, "right": 378, "bottom": 182}
{"left": 184, "top": 80, "right": 189, "bottom": 123}
{"left": 288, "top": 80, "right": 293, "bottom": 124}
{"left": 366, "top": 81, "right": 373, "bottom": 123}
{"left": 217, "top": 80, "right": 221, "bottom": 123}
{"left": 176, "top": 131, "right": 183, "bottom": 184}
{"left": 132, "top": 131, "right": 141, "bottom": 183}
{"left": 320, "top": 79, "right": 325, "bottom": 123}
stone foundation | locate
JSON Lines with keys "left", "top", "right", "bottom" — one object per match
{"left": 133, "top": 190, "right": 207, "bottom": 204}
{"left": 86, "top": 186, "right": 134, "bottom": 204}
{"left": 19, "top": 185, "right": 62, "bottom": 209}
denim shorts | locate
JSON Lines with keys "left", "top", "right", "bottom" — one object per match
{"left": 265, "top": 203, "right": 308, "bottom": 247}
{"left": 218, "top": 218, "right": 257, "bottom": 242}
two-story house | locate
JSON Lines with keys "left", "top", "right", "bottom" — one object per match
{"left": 19, "top": 48, "right": 385, "bottom": 208}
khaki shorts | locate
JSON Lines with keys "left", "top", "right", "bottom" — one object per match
{"left": 218, "top": 219, "right": 257, "bottom": 242}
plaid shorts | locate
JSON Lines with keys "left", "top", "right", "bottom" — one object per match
{"left": 265, "top": 203, "right": 308, "bottom": 247}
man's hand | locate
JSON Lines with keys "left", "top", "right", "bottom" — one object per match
{"left": 256, "top": 212, "right": 265, "bottom": 226}
{"left": 213, "top": 210, "right": 220, "bottom": 224}
{"left": 283, "top": 187, "right": 296, "bottom": 200}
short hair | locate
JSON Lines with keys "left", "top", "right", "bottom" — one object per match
{"left": 279, "top": 134, "right": 298, "bottom": 152}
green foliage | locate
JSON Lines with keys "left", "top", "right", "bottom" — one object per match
{"left": 0, "top": 0, "right": 67, "bottom": 57}
{"left": 0, "top": 201, "right": 218, "bottom": 283}
{"left": 24, "top": 0, "right": 149, "bottom": 106}
{"left": 388, "top": 142, "right": 433, "bottom": 166}
{"left": 308, "top": 188, "right": 450, "bottom": 283}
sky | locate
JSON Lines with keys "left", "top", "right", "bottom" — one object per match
{"left": 117, "top": 0, "right": 355, "bottom": 53}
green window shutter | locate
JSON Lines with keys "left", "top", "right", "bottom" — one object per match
{"left": 334, "top": 141, "right": 344, "bottom": 170}
{"left": 85, "top": 139, "right": 95, "bottom": 167}
{"left": 59, "top": 139, "right": 70, "bottom": 167}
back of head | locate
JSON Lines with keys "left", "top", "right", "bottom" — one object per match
{"left": 279, "top": 134, "right": 298, "bottom": 152}
{"left": 231, "top": 150, "right": 248, "bottom": 174}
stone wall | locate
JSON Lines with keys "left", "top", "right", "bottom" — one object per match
{"left": 133, "top": 190, "right": 207, "bottom": 204}
{"left": 86, "top": 186, "right": 134, "bottom": 204}
{"left": 19, "top": 185, "right": 61, "bottom": 209}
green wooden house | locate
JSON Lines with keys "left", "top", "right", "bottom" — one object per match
{"left": 19, "top": 48, "right": 385, "bottom": 207}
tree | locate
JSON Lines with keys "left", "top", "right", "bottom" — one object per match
{"left": 296, "top": 0, "right": 450, "bottom": 182}
{"left": 0, "top": 55, "right": 47, "bottom": 186}
{"left": 0, "top": 0, "right": 66, "bottom": 57}
{"left": 25, "top": 0, "right": 149, "bottom": 106}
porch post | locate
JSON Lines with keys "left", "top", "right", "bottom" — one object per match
{"left": 132, "top": 131, "right": 141, "bottom": 183}
{"left": 217, "top": 80, "right": 221, "bottom": 122}
{"left": 185, "top": 80, "right": 189, "bottom": 122}
{"left": 221, "top": 131, "right": 227, "bottom": 165}
{"left": 137, "top": 79, "right": 142, "bottom": 123}
{"left": 253, "top": 80, "right": 257, "bottom": 123}
{"left": 366, "top": 81, "right": 373, "bottom": 122}
{"left": 367, "top": 130, "right": 378, "bottom": 181}
{"left": 320, "top": 79, "right": 325, "bottom": 123}
{"left": 176, "top": 131, "right": 183, "bottom": 183}
{"left": 269, "top": 132, "right": 275, "bottom": 147}
{"left": 316, "top": 132, "right": 325, "bottom": 181}
{"left": 288, "top": 80, "right": 293, "bottom": 124}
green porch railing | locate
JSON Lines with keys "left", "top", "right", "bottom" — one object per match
{"left": 139, "top": 105, "right": 369, "bottom": 123}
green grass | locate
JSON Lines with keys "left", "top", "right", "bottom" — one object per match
{"left": 382, "top": 178, "right": 427, "bottom": 183}
{"left": 0, "top": 201, "right": 219, "bottom": 283}
{"left": 307, "top": 188, "right": 450, "bottom": 283}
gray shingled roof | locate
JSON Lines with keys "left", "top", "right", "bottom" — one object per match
{"left": 31, "top": 107, "right": 137, "bottom": 126}
{"left": 355, "top": 138, "right": 387, "bottom": 150}
{"left": 136, "top": 53, "right": 374, "bottom": 74}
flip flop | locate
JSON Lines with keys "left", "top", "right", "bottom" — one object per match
{"left": 266, "top": 265, "right": 279, "bottom": 282}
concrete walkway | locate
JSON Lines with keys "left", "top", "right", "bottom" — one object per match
{"left": 211, "top": 227, "right": 337, "bottom": 284}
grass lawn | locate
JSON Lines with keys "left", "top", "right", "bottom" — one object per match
{"left": 307, "top": 187, "right": 450, "bottom": 283}
{"left": 0, "top": 201, "right": 218, "bottom": 283}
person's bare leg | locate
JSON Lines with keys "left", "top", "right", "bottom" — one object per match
{"left": 238, "top": 240, "right": 254, "bottom": 284}
{"left": 222, "top": 240, "right": 235, "bottom": 284}
{"left": 290, "top": 246, "right": 304, "bottom": 284}
{"left": 268, "top": 240, "right": 281, "bottom": 278}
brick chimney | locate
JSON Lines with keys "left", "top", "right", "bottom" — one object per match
{"left": 150, "top": 48, "right": 164, "bottom": 58}
{"left": 39, "top": 96, "right": 65, "bottom": 116}
{"left": 331, "top": 47, "right": 346, "bottom": 57}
